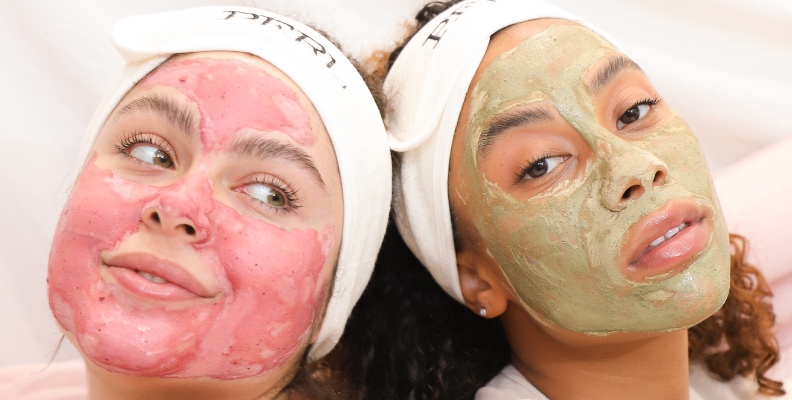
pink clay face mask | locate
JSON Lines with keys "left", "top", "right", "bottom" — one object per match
{"left": 48, "top": 55, "right": 342, "bottom": 379}
{"left": 455, "top": 25, "right": 730, "bottom": 334}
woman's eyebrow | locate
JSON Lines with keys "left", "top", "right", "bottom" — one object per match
{"left": 232, "top": 137, "right": 326, "bottom": 191}
{"left": 478, "top": 107, "right": 553, "bottom": 159}
{"left": 114, "top": 95, "right": 198, "bottom": 137}
{"left": 588, "top": 55, "right": 644, "bottom": 95}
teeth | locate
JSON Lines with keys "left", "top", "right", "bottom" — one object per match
{"left": 646, "top": 223, "right": 689, "bottom": 252}
{"left": 649, "top": 236, "right": 666, "bottom": 247}
{"left": 137, "top": 270, "right": 167, "bottom": 284}
{"left": 664, "top": 226, "right": 681, "bottom": 240}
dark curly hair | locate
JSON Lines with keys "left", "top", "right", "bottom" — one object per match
{"left": 327, "top": 1, "right": 785, "bottom": 399}
{"left": 325, "top": 219, "right": 510, "bottom": 400}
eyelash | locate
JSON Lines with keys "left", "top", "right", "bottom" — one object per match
{"left": 247, "top": 175, "right": 303, "bottom": 214}
{"left": 114, "top": 131, "right": 176, "bottom": 165}
{"left": 632, "top": 96, "right": 660, "bottom": 109}
{"left": 619, "top": 96, "right": 661, "bottom": 124}
{"left": 515, "top": 152, "right": 553, "bottom": 183}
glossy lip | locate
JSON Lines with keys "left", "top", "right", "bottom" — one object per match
{"left": 621, "top": 199, "right": 713, "bottom": 282}
{"left": 101, "top": 252, "right": 219, "bottom": 301}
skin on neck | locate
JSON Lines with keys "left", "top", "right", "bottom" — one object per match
{"left": 450, "top": 19, "right": 730, "bottom": 399}
{"left": 502, "top": 292, "right": 690, "bottom": 400}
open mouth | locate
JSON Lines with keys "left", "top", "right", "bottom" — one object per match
{"left": 623, "top": 200, "right": 713, "bottom": 281}
{"left": 642, "top": 222, "right": 690, "bottom": 254}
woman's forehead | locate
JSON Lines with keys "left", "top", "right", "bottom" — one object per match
{"left": 137, "top": 52, "right": 331, "bottom": 149}
{"left": 167, "top": 51, "right": 296, "bottom": 93}
{"left": 471, "top": 23, "right": 621, "bottom": 112}
{"left": 492, "top": 18, "right": 579, "bottom": 48}
{"left": 477, "top": 19, "right": 621, "bottom": 83}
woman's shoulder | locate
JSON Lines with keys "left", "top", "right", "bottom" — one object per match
{"left": 0, "top": 359, "right": 87, "bottom": 400}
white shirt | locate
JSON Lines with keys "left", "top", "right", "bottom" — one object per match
{"left": 476, "top": 363, "right": 789, "bottom": 400}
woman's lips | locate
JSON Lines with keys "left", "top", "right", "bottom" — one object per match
{"left": 101, "top": 252, "right": 219, "bottom": 302}
{"left": 623, "top": 199, "right": 713, "bottom": 281}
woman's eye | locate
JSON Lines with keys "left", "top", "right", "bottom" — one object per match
{"left": 116, "top": 132, "right": 176, "bottom": 169}
{"left": 129, "top": 145, "right": 174, "bottom": 169}
{"left": 616, "top": 102, "right": 651, "bottom": 130}
{"left": 519, "top": 156, "right": 565, "bottom": 181}
{"left": 238, "top": 175, "right": 301, "bottom": 214}
{"left": 242, "top": 183, "right": 288, "bottom": 208}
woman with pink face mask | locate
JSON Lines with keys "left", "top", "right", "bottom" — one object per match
{"left": 16, "top": 6, "right": 391, "bottom": 399}
{"left": 331, "top": 0, "right": 786, "bottom": 399}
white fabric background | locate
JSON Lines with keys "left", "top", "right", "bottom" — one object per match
{"left": 1, "top": 0, "right": 790, "bottom": 370}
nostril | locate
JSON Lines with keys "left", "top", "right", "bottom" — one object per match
{"left": 653, "top": 170, "right": 666, "bottom": 185}
{"left": 622, "top": 185, "right": 644, "bottom": 200}
{"left": 179, "top": 224, "right": 196, "bottom": 236}
{"left": 150, "top": 211, "right": 161, "bottom": 224}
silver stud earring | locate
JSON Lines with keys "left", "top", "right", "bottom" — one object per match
{"left": 479, "top": 307, "right": 487, "bottom": 317}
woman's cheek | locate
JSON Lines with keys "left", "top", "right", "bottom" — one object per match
{"left": 48, "top": 161, "right": 159, "bottom": 334}
{"left": 192, "top": 206, "right": 333, "bottom": 375}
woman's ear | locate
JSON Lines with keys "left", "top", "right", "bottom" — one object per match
{"left": 457, "top": 246, "right": 510, "bottom": 319}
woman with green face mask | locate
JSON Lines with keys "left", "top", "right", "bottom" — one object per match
{"left": 329, "top": 0, "right": 786, "bottom": 399}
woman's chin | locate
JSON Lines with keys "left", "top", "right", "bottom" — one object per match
{"left": 67, "top": 330, "right": 190, "bottom": 377}
{"left": 526, "top": 270, "right": 729, "bottom": 337}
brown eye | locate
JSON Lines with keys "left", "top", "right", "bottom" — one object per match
{"left": 518, "top": 156, "right": 565, "bottom": 182}
{"left": 617, "top": 103, "right": 651, "bottom": 129}
{"left": 130, "top": 145, "right": 174, "bottom": 169}
{"left": 527, "top": 159, "right": 549, "bottom": 178}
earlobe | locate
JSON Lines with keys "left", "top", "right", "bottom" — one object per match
{"left": 457, "top": 248, "right": 509, "bottom": 319}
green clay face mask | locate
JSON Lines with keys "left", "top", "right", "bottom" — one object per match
{"left": 456, "top": 24, "right": 730, "bottom": 334}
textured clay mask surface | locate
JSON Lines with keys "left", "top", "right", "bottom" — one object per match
{"left": 48, "top": 57, "right": 337, "bottom": 379}
{"left": 458, "top": 25, "right": 730, "bottom": 333}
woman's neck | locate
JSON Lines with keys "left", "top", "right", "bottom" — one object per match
{"left": 83, "top": 358, "right": 295, "bottom": 400}
{"left": 502, "top": 304, "right": 690, "bottom": 400}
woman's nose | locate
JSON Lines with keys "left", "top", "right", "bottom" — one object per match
{"left": 140, "top": 175, "right": 213, "bottom": 243}
{"left": 141, "top": 206, "right": 204, "bottom": 240}
{"left": 599, "top": 140, "right": 668, "bottom": 212}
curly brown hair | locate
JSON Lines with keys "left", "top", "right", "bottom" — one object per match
{"left": 331, "top": 1, "right": 784, "bottom": 398}
{"left": 690, "top": 234, "right": 784, "bottom": 395}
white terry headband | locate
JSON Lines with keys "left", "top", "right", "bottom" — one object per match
{"left": 386, "top": 0, "right": 620, "bottom": 302}
{"left": 77, "top": 6, "right": 391, "bottom": 361}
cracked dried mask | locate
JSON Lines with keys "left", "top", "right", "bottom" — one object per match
{"left": 48, "top": 53, "right": 343, "bottom": 378}
{"left": 451, "top": 23, "right": 730, "bottom": 334}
